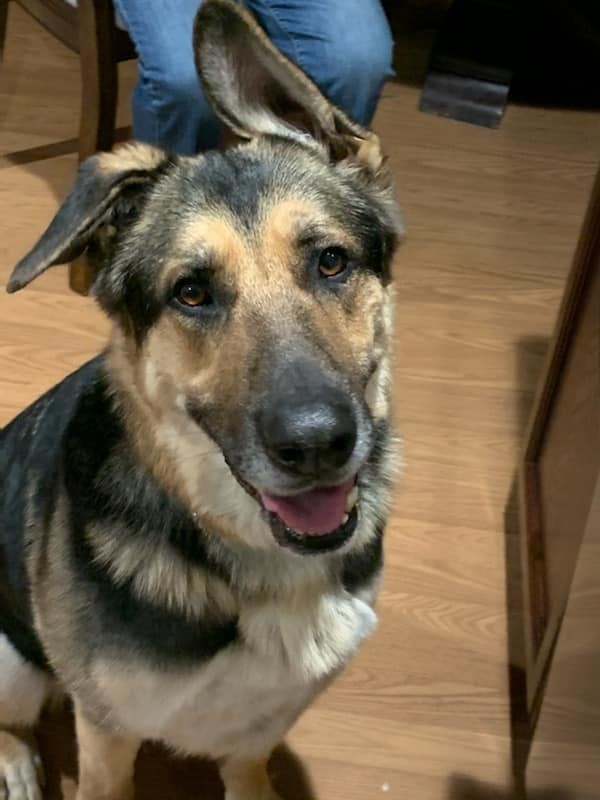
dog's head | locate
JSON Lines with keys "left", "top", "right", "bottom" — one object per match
{"left": 8, "top": 0, "right": 402, "bottom": 555}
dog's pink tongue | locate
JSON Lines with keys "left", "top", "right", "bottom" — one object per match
{"left": 260, "top": 481, "right": 353, "bottom": 535}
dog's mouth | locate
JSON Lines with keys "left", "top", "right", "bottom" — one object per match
{"left": 260, "top": 480, "right": 356, "bottom": 534}
{"left": 258, "top": 480, "right": 359, "bottom": 554}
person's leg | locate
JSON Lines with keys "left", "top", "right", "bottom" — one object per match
{"left": 244, "top": 0, "right": 394, "bottom": 125}
{"left": 115, "top": 0, "right": 393, "bottom": 154}
{"left": 113, "top": 0, "right": 220, "bottom": 153}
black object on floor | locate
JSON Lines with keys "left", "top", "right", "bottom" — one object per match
{"left": 419, "top": 0, "right": 600, "bottom": 128}
{"left": 420, "top": 0, "right": 519, "bottom": 128}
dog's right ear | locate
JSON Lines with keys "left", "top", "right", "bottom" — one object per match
{"left": 6, "top": 143, "right": 170, "bottom": 294}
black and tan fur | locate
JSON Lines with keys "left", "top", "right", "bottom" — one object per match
{"left": 0, "top": 2, "right": 403, "bottom": 798}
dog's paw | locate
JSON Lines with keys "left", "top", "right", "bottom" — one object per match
{"left": 0, "top": 732, "right": 43, "bottom": 800}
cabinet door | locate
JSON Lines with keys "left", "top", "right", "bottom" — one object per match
{"left": 526, "top": 475, "right": 600, "bottom": 799}
{"left": 519, "top": 167, "right": 600, "bottom": 712}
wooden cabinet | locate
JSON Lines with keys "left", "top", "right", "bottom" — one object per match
{"left": 526, "top": 477, "right": 600, "bottom": 798}
{"left": 519, "top": 168, "right": 600, "bottom": 796}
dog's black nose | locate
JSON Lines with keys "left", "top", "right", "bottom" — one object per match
{"left": 258, "top": 384, "right": 357, "bottom": 477}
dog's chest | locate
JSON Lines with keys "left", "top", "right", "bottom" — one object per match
{"left": 93, "top": 590, "right": 376, "bottom": 759}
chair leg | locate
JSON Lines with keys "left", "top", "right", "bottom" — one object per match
{"left": 0, "top": 0, "right": 9, "bottom": 63}
{"left": 72, "top": 0, "right": 118, "bottom": 294}
{"left": 77, "top": 0, "right": 118, "bottom": 163}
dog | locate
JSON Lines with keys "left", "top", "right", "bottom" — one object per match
{"left": 0, "top": 1, "right": 402, "bottom": 798}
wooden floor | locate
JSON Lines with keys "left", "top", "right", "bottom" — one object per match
{"left": 1, "top": 6, "right": 600, "bottom": 800}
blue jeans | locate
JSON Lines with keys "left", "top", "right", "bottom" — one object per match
{"left": 113, "top": 0, "right": 394, "bottom": 155}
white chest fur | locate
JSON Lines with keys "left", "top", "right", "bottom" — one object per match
{"left": 92, "top": 590, "right": 376, "bottom": 760}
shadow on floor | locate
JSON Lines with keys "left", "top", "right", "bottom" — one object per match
{"left": 37, "top": 704, "right": 316, "bottom": 800}
{"left": 445, "top": 336, "right": 552, "bottom": 800}
{"left": 447, "top": 773, "right": 576, "bottom": 800}
{"left": 503, "top": 336, "right": 551, "bottom": 795}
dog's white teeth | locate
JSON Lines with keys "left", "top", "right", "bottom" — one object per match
{"left": 345, "top": 486, "right": 359, "bottom": 512}
{"left": 342, "top": 513, "right": 349, "bottom": 524}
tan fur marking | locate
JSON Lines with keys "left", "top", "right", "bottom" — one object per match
{"left": 260, "top": 200, "right": 311, "bottom": 281}
{"left": 0, "top": 732, "right": 33, "bottom": 764}
{"left": 104, "top": 329, "right": 200, "bottom": 508}
{"left": 105, "top": 330, "right": 264, "bottom": 549}
{"left": 75, "top": 704, "right": 140, "bottom": 800}
{"left": 87, "top": 522, "right": 236, "bottom": 618}
{"left": 261, "top": 198, "right": 320, "bottom": 248}
{"left": 96, "top": 142, "right": 167, "bottom": 176}
{"left": 221, "top": 757, "right": 281, "bottom": 800}
{"left": 364, "top": 289, "right": 394, "bottom": 419}
{"left": 258, "top": 198, "right": 357, "bottom": 287}
{"left": 298, "top": 271, "right": 385, "bottom": 384}
{"left": 170, "top": 213, "right": 251, "bottom": 282}
{"left": 354, "top": 133, "right": 384, "bottom": 172}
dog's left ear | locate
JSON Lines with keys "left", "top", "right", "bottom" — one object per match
{"left": 6, "top": 144, "right": 170, "bottom": 294}
{"left": 194, "top": 0, "right": 384, "bottom": 173}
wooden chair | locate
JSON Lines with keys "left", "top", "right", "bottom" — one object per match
{"left": 0, "top": 0, "right": 136, "bottom": 292}
{"left": 0, "top": 0, "right": 136, "bottom": 163}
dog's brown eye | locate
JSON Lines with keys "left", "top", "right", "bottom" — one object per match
{"left": 176, "top": 282, "right": 209, "bottom": 307}
{"left": 318, "top": 247, "right": 348, "bottom": 278}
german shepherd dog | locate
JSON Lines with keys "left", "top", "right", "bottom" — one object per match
{"left": 0, "top": 1, "right": 402, "bottom": 798}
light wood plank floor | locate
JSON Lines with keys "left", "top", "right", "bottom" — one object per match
{"left": 1, "top": 5, "right": 599, "bottom": 799}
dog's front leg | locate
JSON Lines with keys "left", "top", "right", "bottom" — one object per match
{"left": 220, "top": 756, "right": 282, "bottom": 800}
{"left": 74, "top": 703, "right": 140, "bottom": 800}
